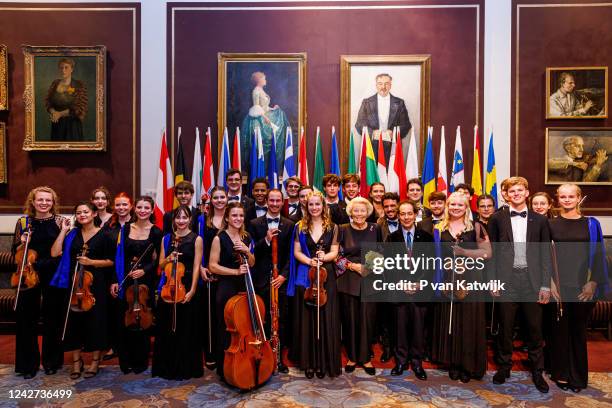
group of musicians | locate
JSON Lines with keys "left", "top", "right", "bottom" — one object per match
{"left": 11, "top": 169, "right": 608, "bottom": 394}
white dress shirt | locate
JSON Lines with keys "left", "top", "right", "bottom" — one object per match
{"left": 377, "top": 94, "right": 391, "bottom": 131}
{"left": 509, "top": 205, "right": 528, "bottom": 268}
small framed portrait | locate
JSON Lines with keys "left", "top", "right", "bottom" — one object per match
{"left": 545, "top": 127, "right": 611, "bottom": 185}
{"left": 218, "top": 53, "right": 306, "bottom": 174}
{"left": 0, "top": 122, "right": 6, "bottom": 183}
{"left": 546, "top": 67, "right": 608, "bottom": 119}
{"left": 22, "top": 45, "right": 106, "bottom": 151}
{"left": 340, "top": 55, "right": 431, "bottom": 171}
{"left": 0, "top": 45, "right": 8, "bottom": 110}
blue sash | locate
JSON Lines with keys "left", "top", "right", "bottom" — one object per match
{"left": 114, "top": 225, "right": 126, "bottom": 299}
{"left": 156, "top": 234, "right": 173, "bottom": 294}
{"left": 432, "top": 227, "right": 444, "bottom": 298}
{"left": 50, "top": 229, "right": 79, "bottom": 289}
{"left": 287, "top": 225, "right": 312, "bottom": 297}
{"left": 587, "top": 217, "right": 610, "bottom": 298}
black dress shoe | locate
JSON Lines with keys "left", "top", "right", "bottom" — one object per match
{"left": 390, "top": 363, "right": 405, "bottom": 376}
{"left": 380, "top": 348, "right": 392, "bottom": 363}
{"left": 305, "top": 369, "right": 315, "bottom": 379}
{"left": 532, "top": 370, "right": 549, "bottom": 393}
{"left": 363, "top": 365, "right": 376, "bottom": 376}
{"left": 277, "top": 363, "right": 289, "bottom": 374}
{"left": 120, "top": 366, "right": 132, "bottom": 375}
{"left": 412, "top": 364, "right": 427, "bottom": 381}
{"left": 44, "top": 368, "right": 57, "bottom": 375}
{"left": 449, "top": 368, "right": 460, "bottom": 381}
{"left": 344, "top": 363, "right": 356, "bottom": 373}
{"left": 205, "top": 361, "right": 217, "bottom": 371}
{"left": 315, "top": 370, "right": 325, "bottom": 379}
{"left": 569, "top": 386, "right": 582, "bottom": 393}
{"left": 555, "top": 381, "right": 570, "bottom": 391}
{"left": 102, "top": 352, "right": 117, "bottom": 361}
{"left": 460, "top": 370, "right": 471, "bottom": 383}
{"left": 493, "top": 368, "right": 510, "bottom": 384}
{"left": 23, "top": 371, "right": 37, "bottom": 380}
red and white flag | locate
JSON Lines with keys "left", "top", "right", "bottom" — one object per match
{"left": 437, "top": 125, "right": 448, "bottom": 195}
{"left": 154, "top": 130, "right": 173, "bottom": 228}
{"left": 232, "top": 127, "right": 241, "bottom": 171}
{"left": 297, "top": 126, "right": 309, "bottom": 184}
{"left": 202, "top": 127, "right": 215, "bottom": 196}
{"left": 388, "top": 127, "right": 408, "bottom": 199}
{"left": 376, "top": 130, "right": 388, "bottom": 189}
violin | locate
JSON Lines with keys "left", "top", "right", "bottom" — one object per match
{"left": 304, "top": 244, "right": 328, "bottom": 308}
{"left": 70, "top": 244, "right": 96, "bottom": 312}
{"left": 160, "top": 236, "right": 186, "bottom": 332}
{"left": 124, "top": 256, "right": 154, "bottom": 331}
{"left": 12, "top": 225, "right": 39, "bottom": 310}
{"left": 223, "top": 251, "right": 274, "bottom": 390}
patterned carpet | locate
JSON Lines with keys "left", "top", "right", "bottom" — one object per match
{"left": 2, "top": 365, "right": 612, "bottom": 407}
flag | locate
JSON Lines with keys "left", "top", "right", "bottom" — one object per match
{"left": 450, "top": 126, "right": 465, "bottom": 193}
{"left": 313, "top": 127, "right": 325, "bottom": 192}
{"left": 437, "top": 125, "right": 448, "bottom": 195}
{"left": 347, "top": 129, "right": 357, "bottom": 174}
{"left": 154, "top": 130, "right": 173, "bottom": 228}
{"left": 421, "top": 127, "right": 436, "bottom": 208}
{"left": 297, "top": 126, "right": 309, "bottom": 184}
{"left": 406, "top": 127, "right": 419, "bottom": 180}
{"left": 231, "top": 127, "right": 241, "bottom": 171}
{"left": 173, "top": 127, "right": 186, "bottom": 208}
{"left": 376, "top": 129, "right": 388, "bottom": 189}
{"left": 470, "top": 125, "right": 483, "bottom": 211}
{"left": 190, "top": 127, "right": 203, "bottom": 207}
{"left": 256, "top": 127, "right": 265, "bottom": 178}
{"left": 202, "top": 127, "right": 215, "bottom": 195}
{"left": 268, "top": 129, "right": 279, "bottom": 189}
{"left": 249, "top": 128, "right": 258, "bottom": 192}
{"left": 330, "top": 126, "right": 343, "bottom": 200}
{"left": 485, "top": 128, "right": 498, "bottom": 208}
{"left": 217, "top": 127, "right": 231, "bottom": 188}
{"left": 282, "top": 127, "right": 296, "bottom": 195}
{"left": 359, "top": 127, "right": 379, "bottom": 197}
{"left": 388, "top": 127, "right": 407, "bottom": 199}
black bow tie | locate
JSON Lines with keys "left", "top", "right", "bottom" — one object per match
{"left": 288, "top": 203, "right": 298, "bottom": 208}
{"left": 267, "top": 217, "right": 280, "bottom": 224}
{"left": 433, "top": 219, "right": 441, "bottom": 225}
{"left": 510, "top": 210, "right": 527, "bottom": 218}
{"left": 387, "top": 220, "right": 398, "bottom": 227}
{"left": 228, "top": 196, "right": 240, "bottom": 201}
{"left": 256, "top": 205, "right": 267, "bottom": 211}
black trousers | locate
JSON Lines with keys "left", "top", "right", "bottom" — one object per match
{"left": 497, "top": 269, "right": 544, "bottom": 371}
{"left": 393, "top": 302, "right": 427, "bottom": 366}
{"left": 257, "top": 284, "right": 290, "bottom": 361}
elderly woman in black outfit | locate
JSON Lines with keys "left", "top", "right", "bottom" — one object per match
{"left": 337, "top": 196, "right": 382, "bottom": 375}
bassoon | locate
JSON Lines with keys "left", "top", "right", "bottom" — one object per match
{"left": 270, "top": 234, "right": 281, "bottom": 373}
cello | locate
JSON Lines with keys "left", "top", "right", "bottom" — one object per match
{"left": 12, "top": 224, "right": 40, "bottom": 310}
{"left": 223, "top": 252, "right": 274, "bottom": 390}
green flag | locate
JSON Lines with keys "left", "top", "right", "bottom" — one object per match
{"left": 313, "top": 127, "right": 325, "bottom": 192}
{"left": 348, "top": 129, "right": 356, "bottom": 174}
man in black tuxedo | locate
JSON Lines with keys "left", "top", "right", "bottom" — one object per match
{"left": 247, "top": 188, "right": 295, "bottom": 373}
{"left": 290, "top": 185, "right": 312, "bottom": 223}
{"left": 323, "top": 174, "right": 347, "bottom": 225}
{"left": 418, "top": 191, "right": 446, "bottom": 235}
{"left": 377, "top": 192, "right": 400, "bottom": 241}
{"left": 162, "top": 180, "right": 200, "bottom": 235}
{"left": 386, "top": 200, "right": 433, "bottom": 380}
{"left": 487, "top": 176, "right": 551, "bottom": 393}
{"left": 407, "top": 179, "right": 433, "bottom": 222}
{"left": 355, "top": 73, "right": 411, "bottom": 164}
{"left": 246, "top": 178, "right": 269, "bottom": 224}
{"left": 281, "top": 176, "right": 302, "bottom": 219}
{"left": 225, "top": 168, "right": 254, "bottom": 215}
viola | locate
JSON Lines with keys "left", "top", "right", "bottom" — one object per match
{"left": 223, "top": 251, "right": 274, "bottom": 390}
{"left": 124, "top": 256, "right": 154, "bottom": 331}
{"left": 69, "top": 244, "right": 96, "bottom": 312}
{"left": 12, "top": 225, "right": 39, "bottom": 310}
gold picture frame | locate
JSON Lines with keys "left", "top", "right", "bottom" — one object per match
{"left": 0, "top": 45, "right": 8, "bottom": 110}
{"left": 545, "top": 67, "right": 608, "bottom": 119}
{"left": 22, "top": 45, "right": 106, "bottom": 151}
{"left": 545, "top": 127, "right": 611, "bottom": 185}
{"left": 340, "top": 55, "right": 431, "bottom": 172}
{"left": 217, "top": 52, "right": 306, "bottom": 173}
{"left": 0, "top": 122, "right": 7, "bottom": 183}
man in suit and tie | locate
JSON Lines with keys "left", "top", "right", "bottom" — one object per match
{"left": 355, "top": 73, "right": 411, "bottom": 164}
{"left": 281, "top": 176, "right": 302, "bottom": 218}
{"left": 225, "top": 168, "right": 254, "bottom": 214}
{"left": 487, "top": 176, "right": 551, "bottom": 393}
{"left": 386, "top": 200, "right": 433, "bottom": 379}
{"left": 162, "top": 180, "right": 200, "bottom": 234}
{"left": 418, "top": 191, "right": 446, "bottom": 235}
{"left": 247, "top": 188, "right": 295, "bottom": 373}
{"left": 246, "top": 178, "right": 269, "bottom": 224}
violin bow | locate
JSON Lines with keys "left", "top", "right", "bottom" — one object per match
{"left": 13, "top": 225, "right": 32, "bottom": 311}
{"left": 118, "top": 243, "right": 154, "bottom": 288}
{"left": 62, "top": 245, "right": 87, "bottom": 341}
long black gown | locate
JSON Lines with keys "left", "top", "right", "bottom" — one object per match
{"left": 201, "top": 221, "right": 220, "bottom": 367}
{"left": 152, "top": 232, "right": 203, "bottom": 380}
{"left": 63, "top": 229, "right": 114, "bottom": 352}
{"left": 289, "top": 224, "right": 342, "bottom": 377}
{"left": 431, "top": 229, "right": 487, "bottom": 379}
{"left": 116, "top": 225, "right": 162, "bottom": 373}
{"left": 12, "top": 216, "right": 64, "bottom": 375}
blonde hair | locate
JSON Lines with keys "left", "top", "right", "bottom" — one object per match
{"left": 299, "top": 191, "right": 333, "bottom": 233}
{"left": 436, "top": 192, "right": 474, "bottom": 233}
{"left": 24, "top": 186, "right": 59, "bottom": 217}
{"left": 556, "top": 183, "right": 583, "bottom": 215}
{"left": 346, "top": 196, "right": 374, "bottom": 218}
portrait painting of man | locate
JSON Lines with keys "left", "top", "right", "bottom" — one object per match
{"left": 546, "top": 128, "right": 611, "bottom": 185}
{"left": 546, "top": 67, "right": 608, "bottom": 119}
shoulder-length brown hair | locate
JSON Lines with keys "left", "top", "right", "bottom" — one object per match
{"left": 23, "top": 186, "right": 59, "bottom": 217}
{"left": 221, "top": 202, "right": 249, "bottom": 239}
{"left": 206, "top": 186, "right": 227, "bottom": 228}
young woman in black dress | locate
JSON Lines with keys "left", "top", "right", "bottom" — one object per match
{"left": 288, "top": 191, "right": 341, "bottom": 379}
{"left": 91, "top": 186, "right": 112, "bottom": 228}
{"left": 152, "top": 205, "right": 203, "bottom": 380}
{"left": 12, "top": 186, "right": 66, "bottom": 378}
{"left": 110, "top": 196, "right": 162, "bottom": 374}
{"left": 50, "top": 202, "right": 114, "bottom": 379}
{"left": 549, "top": 184, "right": 608, "bottom": 393}
{"left": 431, "top": 192, "right": 492, "bottom": 383}
{"left": 208, "top": 202, "right": 255, "bottom": 380}
{"left": 199, "top": 186, "right": 228, "bottom": 370}
{"left": 337, "top": 196, "right": 382, "bottom": 375}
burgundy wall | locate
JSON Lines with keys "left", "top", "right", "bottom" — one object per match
{"left": 512, "top": 0, "right": 612, "bottom": 212}
{"left": 168, "top": 1, "right": 484, "bottom": 183}
{"left": 0, "top": 3, "right": 140, "bottom": 212}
